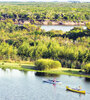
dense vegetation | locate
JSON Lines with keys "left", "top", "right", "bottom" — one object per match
{"left": 83, "top": 63, "right": 90, "bottom": 73}
{"left": 0, "top": 2, "right": 90, "bottom": 24}
{"left": 0, "top": 19, "right": 90, "bottom": 72}
{"left": 35, "top": 59, "right": 62, "bottom": 70}
{"left": 0, "top": 2, "right": 90, "bottom": 72}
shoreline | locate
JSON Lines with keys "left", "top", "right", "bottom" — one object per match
{"left": 1, "top": 19, "right": 89, "bottom": 26}
{"left": 0, "top": 62, "right": 90, "bottom": 78}
{"left": 17, "top": 19, "right": 90, "bottom": 26}
{"left": 17, "top": 21, "right": 87, "bottom": 26}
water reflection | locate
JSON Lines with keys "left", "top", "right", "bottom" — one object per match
{"left": 35, "top": 72, "right": 60, "bottom": 77}
{"left": 0, "top": 68, "right": 90, "bottom": 100}
{"left": 19, "top": 70, "right": 28, "bottom": 75}
{"left": 1, "top": 68, "right": 6, "bottom": 71}
{"left": 85, "top": 78, "right": 90, "bottom": 82}
{"left": 1, "top": 68, "right": 28, "bottom": 75}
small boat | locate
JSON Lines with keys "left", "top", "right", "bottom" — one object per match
{"left": 48, "top": 79, "right": 61, "bottom": 83}
{"left": 66, "top": 86, "right": 85, "bottom": 94}
{"left": 43, "top": 79, "right": 62, "bottom": 84}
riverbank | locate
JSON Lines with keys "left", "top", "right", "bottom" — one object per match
{"left": 15, "top": 20, "right": 88, "bottom": 26}
{"left": 0, "top": 62, "right": 90, "bottom": 78}
{"left": 35, "top": 20, "right": 87, "bottom": 26}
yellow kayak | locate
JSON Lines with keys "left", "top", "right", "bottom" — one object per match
{"left": 66, "top": 86, "right": 85, "bottom": 94}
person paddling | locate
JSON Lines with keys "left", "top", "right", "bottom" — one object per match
{"left": 78, "top": 86, "right": 82, "bottom": 90}
{"left": 53, "top": 78, "right": 56, "bottom": 82}
{"left": 75, "top": 86, "right": 82, "bottom": 91}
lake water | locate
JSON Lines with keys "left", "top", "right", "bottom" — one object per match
{"left": 41, "top": 25, "right": 86, "bottom": 32}
{"left": 0, "top": 69, "right": 90, "bottom": 100}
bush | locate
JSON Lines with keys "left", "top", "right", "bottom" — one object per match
{"left": 2, "top": 62, "right": 4, "bottom": 65}
{"left": 35, "top": 59, "right": 62, "bottom": 70}
{"left": 83, "top": 63, "right": 90, "bottom": 73}
{"left": 86, "top": 22, "right": 90, "bottom": 30}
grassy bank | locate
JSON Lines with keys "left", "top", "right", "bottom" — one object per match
{"left": 0, "top": 61, "right": 90, "bottom": 78}
{"left": 42, "top": 68, "right": 90, "bottom": 78}
{"left": 0, "top": 61, "right": 35, "bottom": 71}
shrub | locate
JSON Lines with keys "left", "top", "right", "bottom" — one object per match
{"left": 86, "top": 22, "right": 90, "bottom": 30}
{"left": 2, "top": 62, "right": 4, "bottom": 65}
{"left": 83, "top": 63, "right": 90, "bottom": 73}
{"left": 35, "top": 59, "right": 62, "bottom": 70}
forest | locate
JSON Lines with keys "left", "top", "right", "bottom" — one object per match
{"left": 0, "top": 2, "right": 90, "bottom": 24}
{"left": 0, "top": 18, "right": 90, "bottom": 72}
{"left": 0, "top": 2, "right": 90, "bottom": 72}
{"left": 0, "top": 3, "right": 90, "bottom": 100}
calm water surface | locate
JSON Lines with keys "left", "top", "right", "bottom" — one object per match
{"left": 41, "top": 25, "right": 86, "bottom": 32}
{"left": 0, "top": 69, "right": 90, "bottom": 100}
